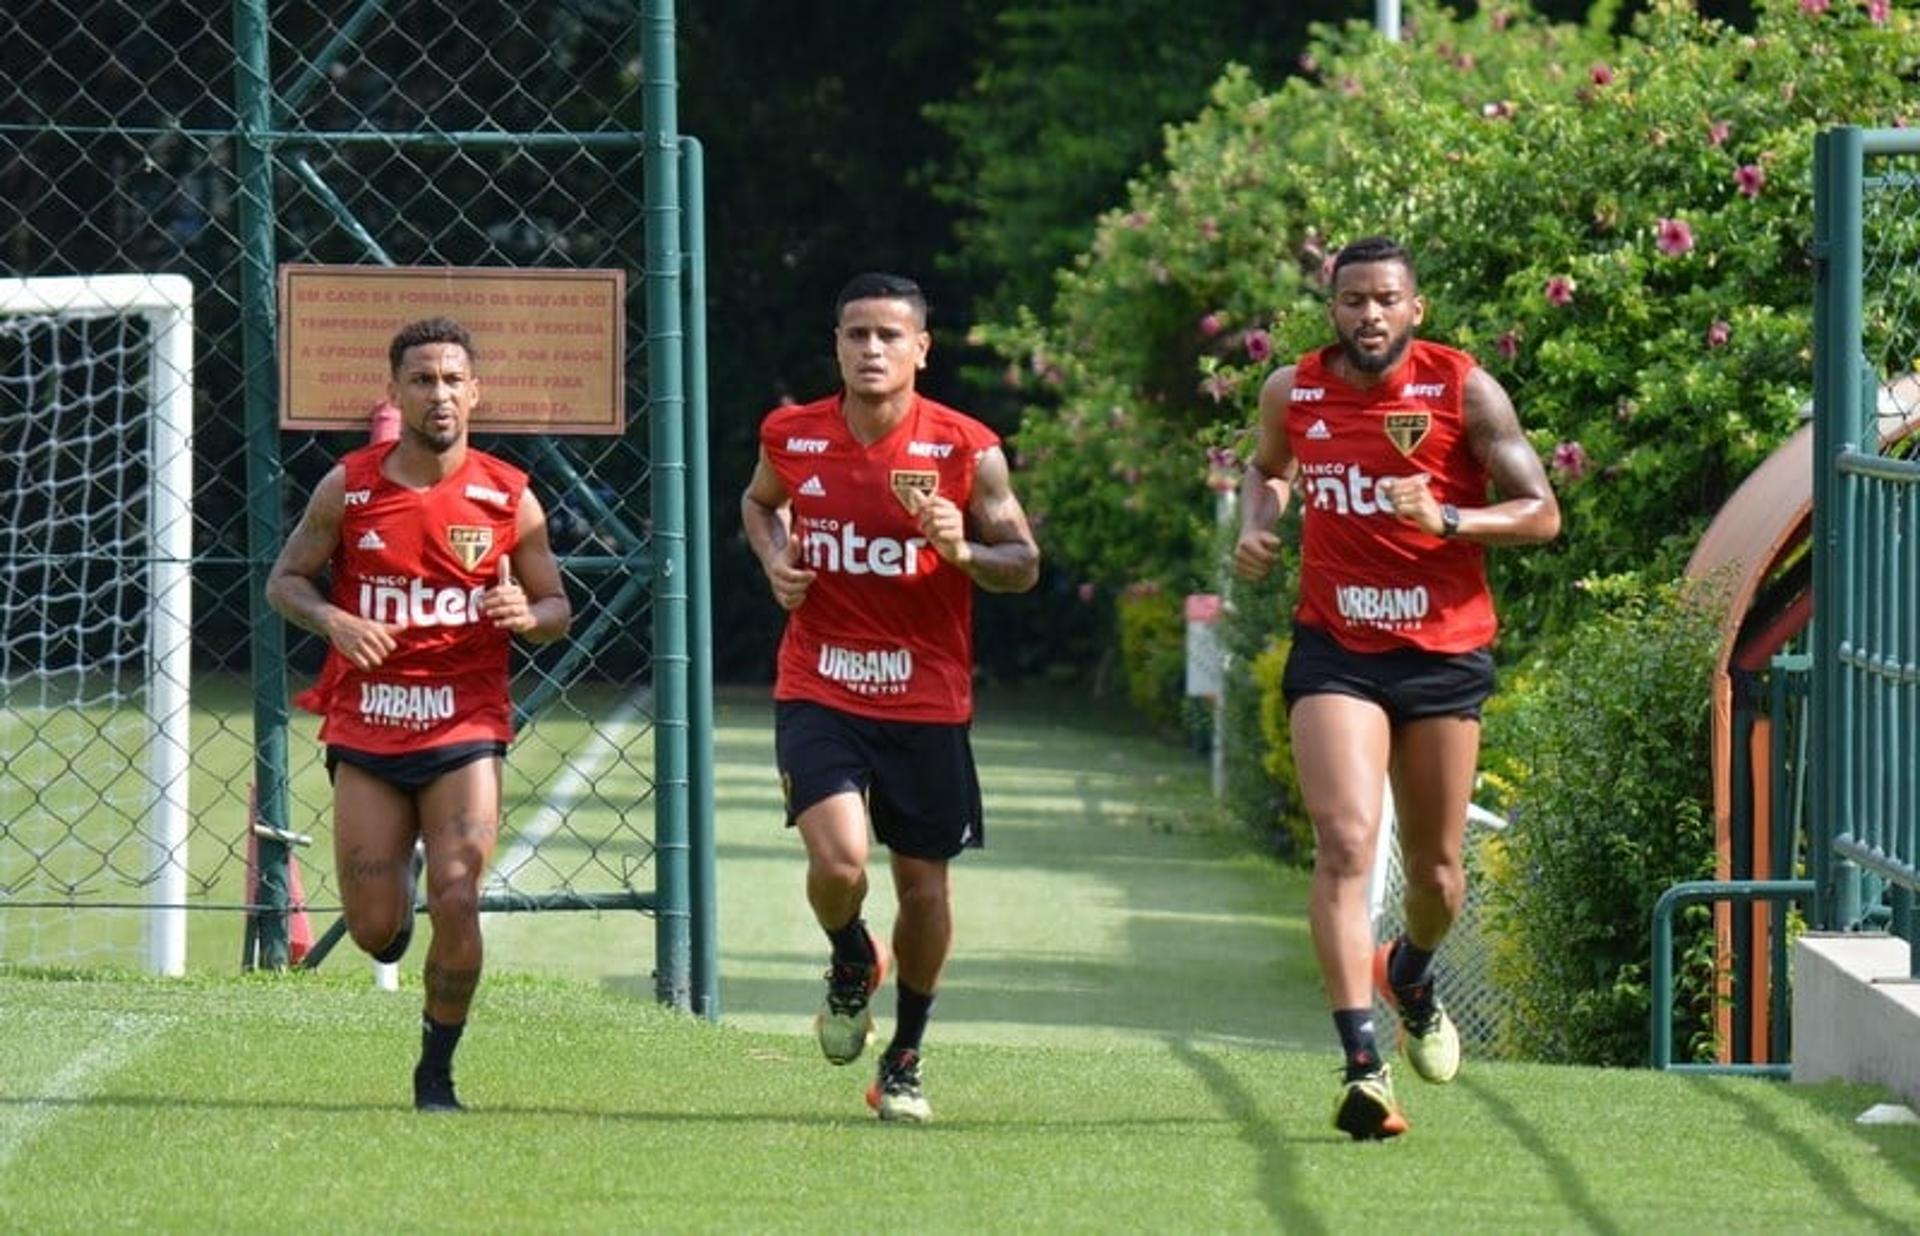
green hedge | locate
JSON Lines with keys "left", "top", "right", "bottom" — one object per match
{"left": 1480, "top": 578, "right": 1723, "bottom": 1065}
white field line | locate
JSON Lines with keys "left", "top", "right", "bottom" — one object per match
{"left": 487, "top": 687, "right": 652, "bottom": 894}
{"left": 0, "top": 1012, "right": 171, "bottom": 1171}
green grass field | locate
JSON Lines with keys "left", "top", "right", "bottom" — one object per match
{"left": 2, "top": 971, "right": 1917, "bottom": 1232}
{"left": 4, "top": 684, "right": 1919, "bottom": 1229}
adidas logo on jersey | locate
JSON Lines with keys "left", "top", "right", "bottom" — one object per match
{"left": 1306, "top": 419, "right": 1331, "bottom": 440}
{"left": 357, "top": 529, "right": 387, "bottom": 550}
{"left": 797, "top": 475, "right": 826, "bottom": 497}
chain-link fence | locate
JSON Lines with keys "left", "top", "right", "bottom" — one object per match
{"left": 1370, "top": 797, "right": 1508, "bottom": 1056}
{"left": 0, "top": 0, "right": 713, "bottom": 1010}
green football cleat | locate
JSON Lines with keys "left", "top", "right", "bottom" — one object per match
{"left": 814, "top": 927, "right": 888, "bottom": 1066}
{"left": 1373, "top": 940, "right": 1461, "bottom": 1084}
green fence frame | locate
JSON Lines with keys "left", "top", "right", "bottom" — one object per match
{"left": 1811, "top": 125, "right": 1920, "bottom": 979}
{"left": 0, "top": 0, "right": 714, "bottom": 1012}
{"left": 1651, "top": 126, "right": 1920, "bottom": 1070}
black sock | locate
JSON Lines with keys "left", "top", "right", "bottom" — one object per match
{"left": 1387, "top": 935, "right": 1435, "bottom": 992}
{"left": 825, "top": 916, "right": 875, "bottom": 967}
{"left": 1333, "top": 1008, "right": 1380, "bottom": 1078}
{"left": 419, "top": 1014, "right": 465, "bottom": 1075}
{"left": 886, "top": 982, "right": 935, "bottom": 1058}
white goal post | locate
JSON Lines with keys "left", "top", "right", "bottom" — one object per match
{"left": 0, "top": 274, "right": 194, "bottom": 975}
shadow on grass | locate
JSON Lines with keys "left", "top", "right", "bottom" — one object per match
{"left": 700, "top": 686, "right": 1327, "bottom": 1048}
{"left": 1695, "top": 1078, "right": 1920, "bottom": 1231}
{"left": 1454, "top": 1074, "right": 1624, "bottom": 1235}
{"left": 1166, "top": 1037, "right": 1332, "bottom": 1234}
{"left": 0, "top": 1090, "right": 1251, "bottom": 1136}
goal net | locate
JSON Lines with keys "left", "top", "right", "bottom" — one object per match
{"left": 0, "top": 275, "right": 194, "bottom": 975}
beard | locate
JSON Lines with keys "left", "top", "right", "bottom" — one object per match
{"left": 1337, "top": 325, "right": 1413, "bottom": 376}
{"left": 406, "top": 412, "right": 462, "bottom": 453}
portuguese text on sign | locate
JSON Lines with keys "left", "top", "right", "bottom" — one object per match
{"left": 278, "top": 265, "right": 626, "bottom": 434}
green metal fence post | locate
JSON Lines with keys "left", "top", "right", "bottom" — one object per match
{"left": 234, "top": 0, "right": 292, "bottom": 970}
{"left": 1810, "top": 126, "right": 1865, "bottom": 933}
{"left": 643, "top": 0, "right": 690, "bottom": 1011}
{"left": 681, "top": 135, "right": 717, "bottom": 1020}
{"left": 1767, "top": 654, "right": 1811, "bottom": 1055}
{"left": 1649, "top": 879, "right": 1813, "bottom": 1075}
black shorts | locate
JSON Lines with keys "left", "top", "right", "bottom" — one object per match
{"left": 325, "top": 741, "right": 507, "bottom": 794}
{"left": 774, "top": 699, "right": 984, "bottom": 861}
{"left": 1281, "top": 623, "right": 1494, "bottom": 725}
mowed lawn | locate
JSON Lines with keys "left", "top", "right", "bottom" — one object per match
{"left": 482, "top": 683, "right": 1330, "bottom": 1052}
{"left": 2, "top": 971, "right": 1918, "bottom": 1232}
{"left": 3, "top": 685, "right": 1919, "bottom": 1230}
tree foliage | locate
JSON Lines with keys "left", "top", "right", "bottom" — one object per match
{"left": 925, "top": 0, "right": 1349, "bottom": 323}
{"left": 986, "top": 0, "right": 1917, "bottom": 655}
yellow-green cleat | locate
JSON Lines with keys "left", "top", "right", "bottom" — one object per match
{"left": 1373, "top": 940, "right": 1461, "bottom": 1084}
{"left": 1332, "top": 1063, "right": 1408, "bottom": 1141}
{"left": 815, "top": 927, "right": 888, "bottom": 1066}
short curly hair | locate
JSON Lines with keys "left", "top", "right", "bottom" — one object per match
{"left": 388, "top": 316, "right": 476, "bottom": 374}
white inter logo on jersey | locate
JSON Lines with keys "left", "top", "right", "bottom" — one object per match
{"left": 357, "top": 577, "right": 488, "bottom": 628}
{"left": 799, "top": 520, "right": 926, "bottom": 577}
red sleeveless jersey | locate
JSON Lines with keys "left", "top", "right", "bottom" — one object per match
{"left": 760, "top": 393, "right": 1000, "bottom": 723}
{"left": 293, "top": 441, "right": 525, "bottom": 752}
{"left": 1286, "top": 340, "right": 1496, "bottom": 654}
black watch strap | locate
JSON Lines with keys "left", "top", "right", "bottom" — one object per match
{"left": 1440, "top": 503, "right": 1461, "bottom": 538}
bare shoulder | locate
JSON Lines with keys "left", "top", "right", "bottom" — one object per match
{"left": 1259, "top": 363, "right": 1301, "bottom": 412}
{"left": 1463, "top": 366, "right": 1526, "bottom": 443}
{"left": 305, "top": 463, "right": 349, "bottom": 520}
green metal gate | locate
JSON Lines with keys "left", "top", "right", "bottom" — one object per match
{"left": 1811, "top": 125, "right": 1920, "bottom": 977}
{"left": 0, "top": 0, "right": 715, "bottom": 1013}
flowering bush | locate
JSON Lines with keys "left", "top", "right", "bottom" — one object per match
{"left": 987, "top": 0, "right": 1917, "bottom": 650}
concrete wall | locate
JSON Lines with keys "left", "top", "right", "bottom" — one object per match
{"left": 1792, "top": 933, "right": 1920, "bottom": 1109}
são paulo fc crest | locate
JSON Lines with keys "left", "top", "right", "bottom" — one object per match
{"left": 446, "top": 525, "right": 493, "bottom": 570}
{"left": 889, "top": 469, "right": 940, "bottom": 512}
{"left": 1384, "top": 411, "right": 1431, "bottom": 456}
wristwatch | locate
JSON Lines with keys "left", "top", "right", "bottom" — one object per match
{"left": 1439, "top": 503, "right": 1461, "bottom": 538}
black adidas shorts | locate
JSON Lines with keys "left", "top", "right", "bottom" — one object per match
{"left": 774, "top": 699, "right": 984, "bottom": 861}
{"left": 326, "top": 740, "right": 507, "bottom": 794}
{"left": 1281, "top": 623, "right": 1495, "bottom": 725}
